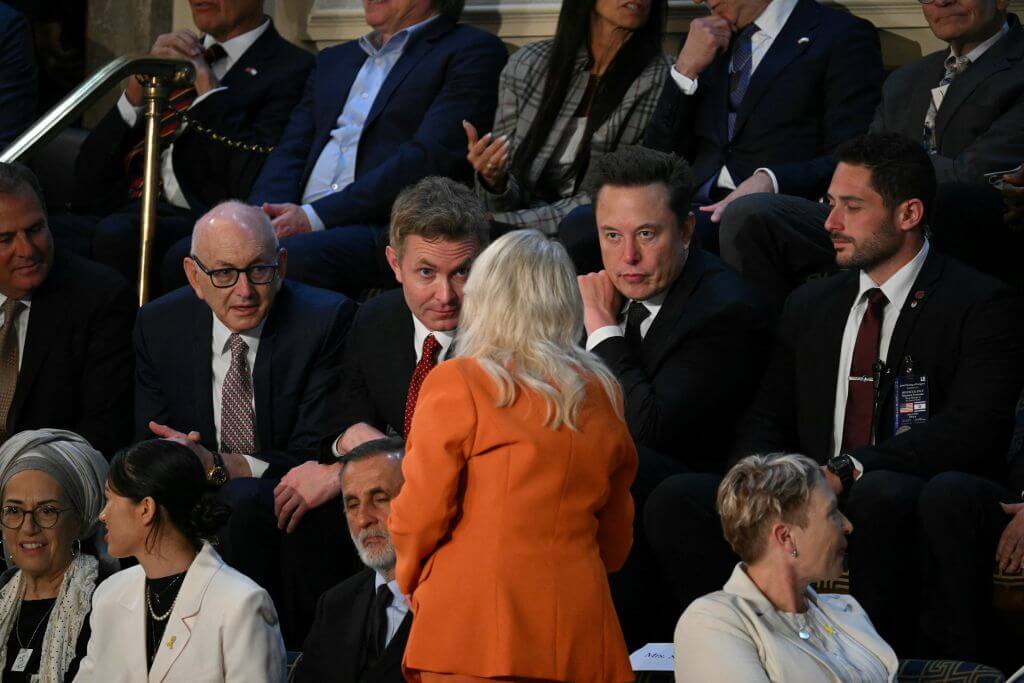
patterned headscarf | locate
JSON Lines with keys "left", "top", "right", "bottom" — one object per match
{"left": 0, "top": 429, "right": 108, "bottom": 538}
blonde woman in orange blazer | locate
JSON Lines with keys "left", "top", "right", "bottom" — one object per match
{"left": 388, "top": 229, "right": 638, "bottom": 683}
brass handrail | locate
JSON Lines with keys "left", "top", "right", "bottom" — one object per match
{"left": 0, "top": 55, "right": 195, "bottom": 306}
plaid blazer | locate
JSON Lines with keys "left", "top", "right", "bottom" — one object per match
{"left": 477, "top": 40, "right": 670, "bottom": 234}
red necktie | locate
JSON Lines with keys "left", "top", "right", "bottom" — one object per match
{"left": 842, "top": 288, "right": 888, "bottom": 451}
{"left": 124, "top": 44, "right": 228, "bottom": 199}
{"left": 404, "top": 335, "right": 442, "bottom": 436}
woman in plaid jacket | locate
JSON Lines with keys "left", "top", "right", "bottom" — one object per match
{"left": 464, "top": 0, "right": 670, "bottom": 236}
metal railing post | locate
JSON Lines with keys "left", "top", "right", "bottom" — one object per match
{"left": 137, "top": 77, "right": 169, "bottom": 306}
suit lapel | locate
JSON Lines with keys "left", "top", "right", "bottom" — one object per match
{"left": 733, "top": 0, "right": 818, "bottom": 139}
{"left": 935, "top": 21, "right": 1024, "bottom": 143}
{"left": 10, "top": 259, "right": 65, "bottom": 426}
{"left": 148, "top": 545, "right": 221, "bottom": 682}
{"left": 373, "top": 610, "right": 412, "bottom": 677}
{"left": 812, "top": 273, "right": 859, "bottom": 457}
{"left": 193, "top": 304, "right": 217, "bottom": 450}
{"left": 642, "top": 251, "right": 704, "bottom": 371}
{"left": 364, "top": 18, "right": 454, "bottom": 131}
{"left": 253, "top": 288, "right": 285, "bottom": 451}
{"left": 220, "top": 20, "right": 281, "bottom": 87}
{"left": 340, "top": 573, "right": 375, "bottom": 680}
{"left": 878, "top": 251, "right": 944, "bottom": 406}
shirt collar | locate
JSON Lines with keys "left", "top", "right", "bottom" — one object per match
{"left": 373, "top": 571, "right": 408, "bottom": 609}
{"left": 0, "top": 292, "right": 32, "bottom": 310}
{"left": 856, "top": 239, "right": 930, "bottom": 311}
{"left": 749, "top": 0, "right": 799, "bottom": 39}
{"left": 949, "top": 20, "right": 1009, "bottom": 61}
{"left": 211, "top": 314, "right": 266, "bottom": 355}
{"left": 411, "top": 313, "right": 455, "bottom": 359}
{"left": 203, "top": 18, "right": 270, "bottom": 67}
{"left": 361, "top": 13, "right": 440, "bottom": 55}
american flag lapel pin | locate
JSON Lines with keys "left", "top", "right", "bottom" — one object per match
{"left": 245, "top": 66, "right": 258, "bottom": 76}
{"left": 797, "top": 37, "right": 810, "bottom": 44}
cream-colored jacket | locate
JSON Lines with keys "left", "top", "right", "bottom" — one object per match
{"left": 74, "top": 543, "right": 285, "bottom": 682}
{"left": 674, "top": 564, "right": 898, "bottom": 682}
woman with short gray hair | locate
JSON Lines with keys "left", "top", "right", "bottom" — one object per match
{"left": 674, "top": 453, "right": 898, "bottom": 682}
{"left": 0, "top": 429, "right": 108, "bottom": 682}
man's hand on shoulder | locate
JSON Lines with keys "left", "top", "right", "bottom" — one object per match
{"left": 578, "top": 270, "right": 622, "bottom": 336}
{"left": 273, "top": 461, "right": 343, "bottom": 534}
{"left": 336, "top": 423, "right": 388, "bottom": 456}
{"left": 676, "top": 16, "right": 732, "bottom": 81}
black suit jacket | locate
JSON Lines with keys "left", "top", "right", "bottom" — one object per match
{"left": 74, "top": 21, "right": 314, "bottom": 215}
{"left": 871, "top": 14, "right": 1024, "bottom": 184}
{"left": 330, "top": 289, "right": 416, "bottom": 444}
{"left": 645, "top": 0, "right": 882, "bottom": 200}
{"left": 592, "top": 250, "right": 772, "bottom": 472}
{"left": 134, "top": 280, "right": 356, "bottom": 478}
{"left": 10, "top": 252, "right": 135, "bottom": 457}
{"left": 735, "top": 250, "right": 1024, "bottom": 480}
{"left": 293, "top": 568, "right": 410, "bottom": 683}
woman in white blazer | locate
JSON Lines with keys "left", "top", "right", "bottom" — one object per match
{"left": 74, "top": 439, "right": 286, "bottom": 682}
{"left": 675, "top": 453, "right": 899, "bottom": 682}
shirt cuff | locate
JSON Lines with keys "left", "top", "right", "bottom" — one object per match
{"left": 191, "top": 85, "right": 228, "bottom": 108}
{"left": 849, "top": 455, "right": 864, "bottom": 480}
{"left": 302, "top": 204, "right": 327, "bottom": 232}
{"left": 753, "top": 167, "right": 780, "bottom": 194}
{"left": 586, "top": 325, "right": 623, "bottom": 352}
{"left": 117, "top": 92, "right": 143, "bottom": 127}
{"left": 241, "top": 454, "right": 270, "bottom": 478}
{"left": 670, "top": 66, "right": 699, "bottom": 95}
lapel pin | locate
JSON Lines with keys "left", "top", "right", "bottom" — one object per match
{"left": 245, "top": 67, "right": 258, "bottom": 77}
{"left": 166, "top": 636, "right": 176, "bottom": 649}
{"left": 797, "top": 37, "right": 810, "bottom": 44}
{"left": 910, "top": 290, "right": 925, "bottom": 308}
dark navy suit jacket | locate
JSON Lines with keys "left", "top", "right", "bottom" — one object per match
{"left": 249, "top": 16, "right": 507, "bottom": 228}
{"left": 133, "top": 280, "right": 356, "bottom": 478}
{"left": 645, "top": 0, "right": 883, "bottom": 200}
{"left": 0, "top": 2, "right": 35, "bottom": 151}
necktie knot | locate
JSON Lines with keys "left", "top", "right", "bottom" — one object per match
{"left": 228, "top": 333, "right": 249, "bottom": 358}
{"left": 203, "top": 43, "right": 228, "bottom": 65}
{"left": 625, "top": 301, "right": 650, "bottom": 353}
{"left": 376, "top": 583, "right": 393, "bottom": 608}
{"left": 944, "top": 55, "right": 971, "bottom": 77}
{"left": 421, "top": 334, "right": 442, "bottom": 365}
{"left": 2, "top": 299, "right": 23, "bottom": 322}
{"left": 864, "top": 288, "right": 888, "bottom": 310}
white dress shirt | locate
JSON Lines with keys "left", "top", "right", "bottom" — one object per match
{"left": 331, "top": 313, "right": 454, "bottom": 457}
{"left": 0, "top": 293, "right": 30, "bottom": 372}
{"left": 300, "top": 15, "right": 439, "bottom": 232}
{"left": 585, "top": 286, "right": 670, "bottom": 351}
{"left": 373, "top": 572, "right": 410, "bottom": 646}
{"left": 830, "top": 240, "right": 930, "bottom": 463}
{"left": 211, "top": 315, "right": 269, "bottom": 477}
{"left": 670, "top": 0, "right": 799, "bottom": 192}
{"left": 117, "top": 20, "right": 271, "bottom": 209}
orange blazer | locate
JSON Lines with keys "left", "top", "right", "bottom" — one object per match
{"left": 389, "top": 357, "right": 638, "bottom": 682}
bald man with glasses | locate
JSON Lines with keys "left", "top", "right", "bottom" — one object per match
{"left": 133, "top": 200, "right": 358, "bottom": 646}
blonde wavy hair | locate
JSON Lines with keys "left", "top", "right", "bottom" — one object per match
{"left": 456, "top": 230, "right": 623, "bottom": 430}
{"left": 717, "top": 453, "right": 823, "bottom": 563}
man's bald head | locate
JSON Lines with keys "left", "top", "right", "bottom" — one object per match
{"left": 184, "top": 201, "right": 287, "bottom": 333}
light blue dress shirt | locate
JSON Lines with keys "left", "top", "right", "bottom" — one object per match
{"left": 300, "top": 15, "right": 439, "bottom": 231}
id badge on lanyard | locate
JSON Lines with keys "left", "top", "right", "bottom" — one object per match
{"left": 893, "top": 355, "right": 929, "bottom": 435}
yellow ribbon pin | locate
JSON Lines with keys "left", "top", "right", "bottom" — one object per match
{"left": 166, "top": 636, "right": 176, "bottom": 649}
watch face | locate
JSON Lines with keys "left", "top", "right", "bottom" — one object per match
{"left": 208, "top": 467, "right": 229, "bottom": 486}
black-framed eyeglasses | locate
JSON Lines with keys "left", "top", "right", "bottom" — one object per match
{"left": 1, "top": 504, "right": 73, "bottom": 530}
{"left": 190, "top": 253, "right": 281, "bottom": 288}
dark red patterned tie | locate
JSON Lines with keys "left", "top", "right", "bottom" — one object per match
{"left": 404, "top": 335, "right": 442, "bottom": 436}
{"left": 842, "top": 288, "right": 888, "bottom": 451}
{"left": 124, "top": 43, "right": 228, "bottom": 199}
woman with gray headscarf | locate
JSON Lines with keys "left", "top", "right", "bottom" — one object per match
{"left": 0, "top": 429, "right": 108, "bottom": 682}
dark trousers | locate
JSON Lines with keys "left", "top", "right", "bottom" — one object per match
{"left": 558, "top": 203, "right": 720, "bottom": 275}
{"left": 49, "top": 202, "right": 198, "bottom": 298}
{"left": 216, "top": 477, "right": 361, "bottom": 649}
{"left": 645, "top": 469, "right": 927, "bottom": 655}
{"left": 917, "top": 471, "right": 1010, "bottom": 664}
{"left": 719, "top": 183, "right": 1023, "bottom": 313}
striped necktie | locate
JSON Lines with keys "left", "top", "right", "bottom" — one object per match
{"left": 728, "top": 23, "right": 759, "bottom": 140}
{"left": 0, "top": 299, "right": 25, "bottom": 442}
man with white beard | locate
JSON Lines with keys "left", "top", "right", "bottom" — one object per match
{"left": 292, "top": 437, "right": 409, "bottom": 682}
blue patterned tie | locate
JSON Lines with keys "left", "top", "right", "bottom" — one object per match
{"left": 728, "top": 23, "right": 759, "bottom": 140}
{"left": 923, "top": 55, "right": 970, "bottom": 153}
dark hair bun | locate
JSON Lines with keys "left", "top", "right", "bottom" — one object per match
{"left": 190, "top": 493, "right": 232, "bottom": 539}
